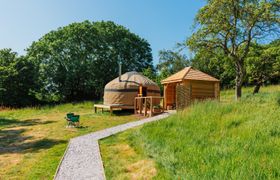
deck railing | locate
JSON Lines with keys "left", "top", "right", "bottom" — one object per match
{"left": 134, "top": 96, "right": 164, "bottom": 117}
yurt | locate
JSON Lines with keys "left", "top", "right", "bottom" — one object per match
{"left": 103, "top": 71, "right": 160, "bottom": 108}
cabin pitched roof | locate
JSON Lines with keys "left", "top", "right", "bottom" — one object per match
{"left": 161, "top": 67, "right": 219, "bottom": 84}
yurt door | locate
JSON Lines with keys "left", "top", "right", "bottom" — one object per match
{"left": 142, "top": 87, "right": 147, "bottom": 97}
{"left": 138, "top": 86, "right": 147, "bottom": 97}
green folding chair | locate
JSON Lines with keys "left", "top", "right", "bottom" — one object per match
{"left": 65, "top": 113, "right": 80, "bottom": 127}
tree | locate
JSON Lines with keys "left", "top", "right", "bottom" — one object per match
{"left": 27, "top": 21, "right": 153, "bottom": 102}
{"left": 187, "top": 0, "right": 280, "bottom": 99}
{"left": 142, "top": 67, "right": 156, "bottom": 82}
{"left": 155, "top": 49, "right": 190, "bottom": 93}
{"left": 157, "top": 49, "right": 190, "bottom": 75}
{"left": 246, "top": 40, "right": 280, "bottom": 94}
{"left": 191, "top": 49, "right": 235, "bottom": 88}
{"left": 0, "top": 49, "right": 38, "bottom": 107}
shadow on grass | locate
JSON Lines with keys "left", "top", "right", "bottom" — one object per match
{"left": 0, "top": 128, "right": 66, "bottom": 154}
{"left": 94, "top": 109, "right": 134, "bottom": 116}
{"left": 0, "top": 118, "right": 55, "bottom": 129}
{"left": 227, "top": 120, "right": 242, "bottom": 128}
{"left": 112, "top": 110, "right": 134, "bottom": 116}
{"left": 76, "top": 126, "right": 89, "bottom": 129}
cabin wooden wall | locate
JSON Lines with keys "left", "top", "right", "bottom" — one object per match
{"left": 189, "top": 80, "right": 215, "bottom": 100}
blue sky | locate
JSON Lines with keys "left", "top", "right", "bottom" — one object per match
{"left": 0, "top": 0, "right": 205, "bottom": 64}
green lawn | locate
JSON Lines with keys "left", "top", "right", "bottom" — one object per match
{"left": 100, "top": 85, "right": 280, "bottom": 179}
{"left": 0, "top": 102, "right": 141, "bottom": 179}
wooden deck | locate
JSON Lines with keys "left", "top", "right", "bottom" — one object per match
{"left": 94, "top": 104, "right": 134, "bottom": 114}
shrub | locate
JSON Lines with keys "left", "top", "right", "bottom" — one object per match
{"left": 277, "top": 93, "right": 280, "bottom": 106}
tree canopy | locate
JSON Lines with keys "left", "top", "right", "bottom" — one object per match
{"left": 191, "top": 48, "right": 235, "bottom": 88}
{"left": 246, "top": 39, "right": 280, "bottom": 93}
{"left": 0, "top": 9, "right": 279, "bottom": 107}
{"left": 157, "top": 49, "right": 190, "bottom": 75}
{"left": 0, "top": 49, "right": 38, "bottom": 107}
{"left": 27, "top": 21, "right": 153, "bottom": 102}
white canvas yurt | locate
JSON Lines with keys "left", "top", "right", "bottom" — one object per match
{"left": 103, "top": 71, "right": 160, "bottom": 107}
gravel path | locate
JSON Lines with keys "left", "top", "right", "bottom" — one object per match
{"left": 55, "top": 112, "right": 171, "bottom": 180}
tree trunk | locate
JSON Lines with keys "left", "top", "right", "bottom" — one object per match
{"left": 236, "top": 83, "right": 242, "bottom": 99}
{"left": 235, "top": 60, "right": 245, "bottom": 100}
{"left": 253, "top": 83, "right": 261, "bottom": 94}
{"left": 253, "top": 84, "right": 261, "bottom": 94}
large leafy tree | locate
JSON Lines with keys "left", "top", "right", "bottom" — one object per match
{"left": 142, "top": 67, "right": 157, "bottom": 82}
{"left": 0, "top": 49, "right": 38, "bottom": 107}
{"left": 246, "top": 39, "right": 280, "bottom": 93}
{"left": 157, "top": 49, "right": 190, "bottom": 75}
{"left": 27, "top": 21, "right": 153, "bottom": 102}
{"left": 155, "top": 49, "right": 190, "bottom": 93}
{"left": 191, "top": 49, "right": 235, "bottom": 88}
{"left": 187, "top": 0, "right": 280, "bottom": 99}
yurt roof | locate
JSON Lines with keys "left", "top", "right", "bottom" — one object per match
{"left": 105, "top": 71, "right": 159, "bottom": 89}
{"left": 161, "top": 66, "right": 220, "bottom": 84}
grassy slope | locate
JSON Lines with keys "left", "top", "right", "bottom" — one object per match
{"left": 0, "top": 102, "right": 141, "bottom": 179}
{"left": 100, "top": 85, "right": 280, "bottom": 179}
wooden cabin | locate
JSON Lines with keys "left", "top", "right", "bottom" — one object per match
{"left": 161, "top": 67, "right": 220, "bottom": 110}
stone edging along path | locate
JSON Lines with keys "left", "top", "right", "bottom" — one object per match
{"left": 54, "top": 112, "right": 171, "bottom": 180}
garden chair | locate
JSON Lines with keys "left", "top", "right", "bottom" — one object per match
{"left": 65, "top": 113, "right": 80, "bottom": 127}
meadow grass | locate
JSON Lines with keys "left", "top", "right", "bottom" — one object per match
{"left": 100, "top": 85, "right": 280, "bottom": 179}
{"left": 0, "top": 101, "right": 141, "bottom": 179}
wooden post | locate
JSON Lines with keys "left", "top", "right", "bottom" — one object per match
{"left": 134, "top": 98, "right": 137, "bottom": 114}
{"left": 175, "top": 84, "right": 178, "bottom": 110}
{"left": 217, "top": 82, "right": 220, "bottom": 101}
{"left": 150, "top": 97, "right": 153, "bottom": 117}
{"left": 163, "top": 85, "right": 167, "bottom": 110}
{"left": 140, "top": 98, "right": 142, "bottom": 115}
{"left": 214, "top": 82, "right": 220, "bottom": 101}
{"left": 144, "top": 97, "right": 147, "bottom": 116}
{"left": 189, "top": 82, "right": 192, "bottom": 105}
{"left": 139, "top": 85, "right": 143, "bottom": 97}
{"left": 162, "top": 97, "right": 164, "bottom": 113}
{"left": 94, "top": 106, "right": 97, "bottom": 113}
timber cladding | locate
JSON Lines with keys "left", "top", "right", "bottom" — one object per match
{"left": 176, "top": 85, "right": 190, "bottom": 110}
{"left": 190, "top": 80, "right": 215, "bottom": 99}
{"left": 175, "top": 80, "right": 216, "bottom": 110}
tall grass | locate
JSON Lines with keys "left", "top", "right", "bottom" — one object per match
{"left": 101, "top": 86, "right": 280, "bottom": 179}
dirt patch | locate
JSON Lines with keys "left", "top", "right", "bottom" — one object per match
{"left": 112, "top": 143, "right": 136, "bottom": 157}
{"left": 126, "top": 159, "right": 157, "bottom": 179}
{"left": 102, "top": 143, "right": 157, "bottom": 179}
{"left": 0, "top": 153, "right": 24, "bottom": 176}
